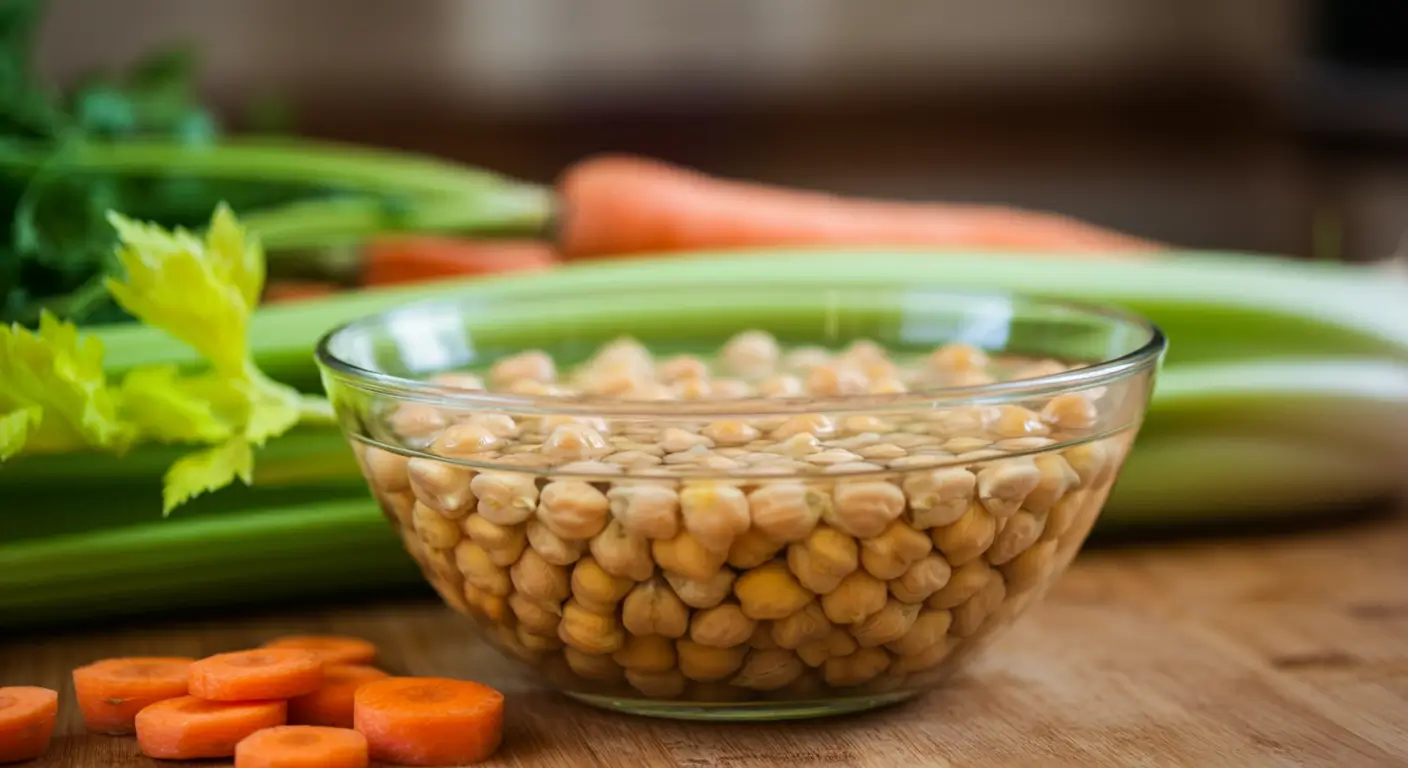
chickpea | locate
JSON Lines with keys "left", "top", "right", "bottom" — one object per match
{"left": 727, "top": 528, "right": 783, "bottom": 569}
{"left": 490, "top": 350, "right": 555, "bottom": 389}
{"left": 786, "top": 526, "right": 858, "bottom": 594}
{"left": 887, "top": 455, "right": 952, "bottom": 470}
{"left": 766, "top": 432, "right": 823, "bottom": 458}
{"left": 859, "top": 520, "right": 933, "bottom": 580}
{"left": 823, "top": 647, "right": 890, "bottom": 688}
{"left": 1063, "top": 440, "right": 1112, "bottom": 488}
{"left": 757, "top": 375, "right": 804, "bottom": 397}
{"left": 827, "top": 480, "right": 906, "bottom": 538}
{"left": 770, "top": 414, "right": 836, "bottom": 440}
{"left": 712, "top": 379, "right": 754, "bottom": 399}
{"left": 805, "top": 363, "right": 870, "bottom": 396}
{"left": 605, "top": 450, "right": 664, "bottom": 468}
{"left": 626, "top": 669, "right": 687, "bottom": 699}
{"left": 771, "top": 671, "right": 826, "bottom": 700}
{"left": 695, "top": 421, "right": 757, "bottom": 449}
{"left": 461, "top": 515, "right": 527, "bottom": 567}
{"left": 376, "top": 489, "right": 415, "bottom": 527}
{"left": 689, "top": 602, "right": 756, "bottom": 649}
{"left": 463, "top": 412, "right": 516, "bottom": 438}
{"left": 652, "top": 530, "right": 728, "bottom": 582}
{"left": 821, "top": 571, "right": 888, "bottom": 625}
{"left": 564, "top": 647, "right": 625, "bottom": 682}
{"left": 659, "top": 427, "right": 712, "bottom": 454}
{"left": 805, "top": 449, "right": 864, "bottom": 466}
{"left": 857, "top": 443, "right": 908, "bottom": 461}
{"left": 951, "top": 573, "right": 1007, "bottom": 637}
{"left": 676, "top": 641, "right": 746, "bottom": 682}
{"left": 868, "top": 377, "right": 908, "bottom": 395}
{"left": 976, "top": 458, "right": 1042, "bottom": 518}
{"left": 679, "top": 483, "right": 751, "bottom": 553}
{"left": 721, "top": 330, "right": 780, "bottom": 376}
{"left": 990, "top": 405, "right": 1051, "bottom": 439}
{"left": 925, "top": 558, "right": 995, "bottom": 610}
{"left": 748, "top": 483, "right": 829, "bottom": 543}
{"left": 506, "top": 379, "right": 566, "bottom": 397}
{"left": 1002, "top": 538, "right": 1058, "bottom": 592}
{"left": 893, "top": 638, "right": 954, "bottom": 675}
{"left": 928, "top": 343, "right": 988, "bottom": 374}
{"left": 885, "top": 609, "right": 953, "bottom": 657}
{"left": 1041, "top": 392, "right": 1098, "bottom": 430}
{"left": 517, "top": 627, "right": 564, "bottom": 653}
{"left": 460, "top": 581, "right": 492, "bottom": 620}
{"left": 602, "top": 483, "right": 679, "bottom": 542}
{"left": 570, "top": 556, "right": 635, "bottom": 610}
{"left": 931, "top": 503, "right": 998, "bottom": 566}
{"left": 734, "top": 563, "right": 813, "bottom": 620}
{"left": 621, "top": 578, "right": 690, "bottom": 638}
{"left": 471, "top": 471, "right": 538, "bottom": 526}
{"left": 537, "top": 481, "right": 610, "bottom": 540}
{"left": 589, "top": 520, "right": 655, "bottom": 581}
{"left": 413, "top": 500, "right": 464, "bottom": 549}
{"left": 663, "top": 445, "right": 713, "bottom": 466}
{"left": 770, "top": 601, "right": 831, "bottom": 650}
{"left": 987, "top": 510, "right": 1046, "bottom": 566}
{"left": 387, "top": 403, "right": 447, "bottom": 443}
{"left": 889, "top": 553, "right": 953, "bottom": 604}
{"left": 612, "top": 634, "right": 677, "bottom": 672}
{"left": 1024, "top": 454, "right": 1078, "bottom": 514}
{"left": 454, "top": 539, "right": 511, "bottom": 596}
{"left": 362, "top": 446, "right": 410, "bottom": 491}
{"left": 422, "top": 544, "right": 460, "bottom": 582}
{"left": 430, "top": 422, "right": 502, "bottom": 459}
{"left": 509, "top": 593, "right": 562, "bottom": 636}
{"left": 749, "top": 623, "right": 780, "bottom": 650}
{"left": 851, "top": 599, "right": 921, "bottom": 648}
{"left": 510, "top": 548, "right": 570, "bottom": 605}
{"left": 525, "top": 518, "right": 585, "bottom": 566}
{"left": 664, "top": 569, "right": 736, "bottom": 609}
{"left": 581, "top": 365, "right": 646, "bottom": 397}
{"left": 903, "top": 468, "right": 977, "bottom": 529}
{"left": 731, "top": 649, "right": 804, "bottom": 691}
{"left": 541, "top": 424, "right": 611, "bottom": 463}
{"left": 672, "top": 378, "right": 715, "bottom": 400}
{"left": 407, "top": 459, "right": 476, "bottom": 517}
{"left": 559, "top": 599, "right": 626, "bottom": 654}
{"left": 654, "top": 355, "right": 707, "bottom": 384}
{"left": 783, "top": 345, "right": 831, "bottom": 372}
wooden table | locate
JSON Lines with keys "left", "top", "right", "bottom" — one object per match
{"left": 6, "top": 509, "right": 1406, "bottom": 767}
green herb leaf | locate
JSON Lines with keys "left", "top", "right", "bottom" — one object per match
{"left": 0, "top": 405, "right": 39, "bottom": 460}
{"left": 161, "top": 435, "right": 253, "bottom": 515}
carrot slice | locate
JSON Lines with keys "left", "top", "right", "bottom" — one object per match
{"left": 262, "top": 636, "right": 379, "bottom": 666}
{"left": 288, "top": 665, "right": 389, "bottom": 728}
{"left": 135, "top": 696, "right": 287, "bottom": 760}
{"left": 189, "top": 649, "right": 324, "bottom": 702}
{"left": 235, "top": 725, "right": 368, "bottom": 768}
{"left": 353, "top": 677, "right": 504, "bottom": 766}
{"left": 72, "top": 656, "right": 194, "bottom": 735}
{"left": 0, "top": 687, "right": 58, "bottom": 764}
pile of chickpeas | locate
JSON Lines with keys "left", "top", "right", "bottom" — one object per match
{"left": 353, "top": 331, "right": 1129, "bottom": 704}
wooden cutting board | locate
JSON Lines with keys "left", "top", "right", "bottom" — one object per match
{"left": 5, "top": 510, "right": 1406, "bottom": 767}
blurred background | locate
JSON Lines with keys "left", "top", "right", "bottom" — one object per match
{"left": 31, "top": 0, "right": 1408, "bottom": 263}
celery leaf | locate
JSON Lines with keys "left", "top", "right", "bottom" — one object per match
{"left": 116, "top": 366, "right": 235, "bottom": 444}
{"left": 162, "top": 436, "right": 253, "bottom": 515}
{"left": 0, "top": 407, "right": 41, "bottom": 460}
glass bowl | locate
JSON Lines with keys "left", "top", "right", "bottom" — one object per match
{"left": 315, "top": 281, "right": 1165, "bottom": 720}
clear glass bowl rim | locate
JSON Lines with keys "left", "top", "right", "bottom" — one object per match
{"left": 314, "top": 282, "right": 1168, "bottom": 419}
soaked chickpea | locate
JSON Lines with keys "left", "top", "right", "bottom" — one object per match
{"left": 564, "top": 647, "right": 625, "bottom": 683}
{"left": 885, "top": 609, "right": 953, "bottom": 657}
{"left": 976, "top": 458, "right": 1042, "bottom": 518}
{"left": 787, "top": 526, "right": 858, "bottom": 594}
{"left": 926, "top": 558, "right": 995, "bottom": 610}
{"left": 362, "top": 446, "right": 410, "bottom": 492}
{"left": 852, "top": 600, "right": 921, "bottom": 648}
{"left": 770, "top": 601, "right": 831, "bottom": 650}
{"left": 607, "top": 483, "right": 681, "bottom": 541}
{"left": 749, "top": 483, "right": 829, "bottom": 542}
{"left": 951, "top": 573, "right": 1007, "bottom": 637}
{"left": 821, "top": 571, "right": 888, "bottom": 625}
{"left": 859, "top": 520, "right": 933, "bottom": 580}
{"left": 731, "top": 649, "right": 804, "bottom": 691}
{"left": 407, "top": 459, "right": 476, "bottom": 517}
{"left": 431, "top": 422, "right": 502, "bottom": 458}
{"left": 541, "top": 424, "right": 611, "bottom": 463}
{"left": 590, "top": 520, "right": 655, "bottom": 581}
{"left": 990, "top": 405, "right": 1051, "bottom": 439}
{"left": 613, "top": 634, "right": 677, "bottom": 672}
{"left": 1002, "top": 538, "right": 1058, "bottom": 592}
{"left": 570, "top": 556, "right": 635, "bottom": 612}
{"left": 1024, "top": 454, "right": 1079, "bottom": 514}
{"left": 823, "top": 647, "right": 890, "bottom": 687}
{"left": 679, "top": 483, "right": 751, "bottom": 553}
{"left": 510, "top": 548, "right": 570, "bottom": 605}
{"left": 413, "top": 501, "right": 464, "bottom": 549}
{"left": 734, "top": 563, "right": 813, "bottom": 620}
{"left": 525, "top": 518, "right": 586, "bottom": 566}
{"left": 387, "top": 403, "right": 448, "bottom": 442}
{"left": 757, "top": 375, "right": 804, "bottom": 397}
{"left": 490, "top": 350, "right": 556, "bottom": 389}
{"left": 664, "top": 569, "right": 735, "bottom": 610}
{"left": 621, "top": 578, "right": 690, "bottom": 638}
{"left": 559, "top": 600, "right": 626, "bottom": 654}
{"left": 652, "top": 530, "right": 728, "bottom": 582}
{"left": 987, "top": 510, "right": 1046, "bottom": 566}
{"left": 770, "top": 414, "right": 836, "bottom": 440}
{"left": 903, "top": 468, "right": 976, "bottom": 529}
{"left": 828, "top": 480, "right": 906, "bottom": 538}
{"left": 689, "top": 603, "right": 756, "bottom": 649}
{"left": 721, "top": 330, "right": 780, "bottom": 377}
{"left": 806, "top": 363, "right": 870, "bottom": 396}
{"left": 509, "top": 592, "right": 562, "bottom": 636}
{"left": 455, "top": 540, "right": 510, "bottom": 596}
{"left": 893, "top": 638, "right": 954, "bottom": 675}
{"left": 727, "top": 528, "right": 784, "bottom": 569}
{"left": 1041, "top": 392, "right": 1098, "bottom": 430}
{"left": 749, "top": 623, "right": 780, "bottom": 650}
{"left": 626, "top": 669, "right": 688, "bottom": 699}
{"left": 537, "top": 481, "right": 610, "bottom": 540}
{"left": 518, "top": 626, "right": 565, "bottom": 653}
{"left": 1064, "top": 440, "right": 1112, "bottom": 488}
{"left": 461, "top": 515, "right": 527, "bottom": 567}
{"left": 471, "top": 471, "right": 539, "bottom": 526}
{"left": 676, "top": 641, "right": 747, "bottom": 682}
{"left": 889, "top": 553, "right": 953, "bottom": 604}
{"left": 701, "top": 420, "right": 761, "bottom": 446}
{"left": 930, "top": 503, "right": 998, "bottom": 566}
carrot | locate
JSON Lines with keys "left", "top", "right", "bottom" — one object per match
{"left": 189, "top": 649, "right": 324, "bottom": 702}
{"left": 235, "top": 725, "right": 368, "bottom": 768}
{"left": 555, "top": 154, "right": 1164, "bottom": 260}
{"left": 135, "top": 696, "right": 287, "bottom": 760}
{"left": 263, "top": 280, "right": 340, "bottom": 304}
{"left": 287, "top": 665, "right": 389, "bottom": 728}
{"left": 353, "top": 677, "right": 504, "bottom": 766}
{"left": 0, "top": 687, "right": 57, "bottom": 764}
{"left": 262, "top": 636, "right": 379, "bottom": 666}
{"left": 72, "top": 656, "right": 194, "bottom": 735}
{"left": 362, "top": 235, "right": 557, "bottom": 287}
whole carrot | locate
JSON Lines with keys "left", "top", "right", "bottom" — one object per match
{"left": 554, "top": 154, "right": 1163, "bottom": 260}
{"left": 362, "top": 236, "right": 557, "bottom": 287}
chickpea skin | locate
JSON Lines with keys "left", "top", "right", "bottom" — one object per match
{"left": 679, "top": 483, "right": 751, "bottom": 553}
{"left": 613, "top": 634, "right": 677, "bottom": 672}
{"left": 828, "top": 480, "right": 906, "bottom": 538}
{"left": 590, "top": 519, "right": 655, "bottom": 581}
{"left": 510, "top": 548, "right": 570, "bottom": 605}
{"left": 537, "top": 481, "right": 610, "bottom": 540}
{"left": 727, "top": 528, "right": 784, "bottom": 569}
{"left": 731, "top": 649, "right": 805, "bottom": 691}
{"left": 859, "top": 521, "right": 933, "bottom": 580}
{"left": 471, "top": 471, "right": 539, "bottom": 525}
{"left": 734, "top": 563, "right": 814, "bottom": 620}
{"left": 607, "top": 483, "right": 681, "bottom": 540}
{"left": 689, "top": 603, "right": 757, "bottom": 649}
{"left": 889, "top": 554, "right": 953, "bottom": 604}
{"left": 559, "top": 599, "right": 626, "bottom": 654}
{"left": 461, "top": 515, "right": 527, "bottom": 567}
{"left": 621, "top": 578, "right": 690, "bottom": 638}
{"left": 903, "top": 467, "right": 976, "bottom": 529}
{"left": 676, "top": 641, "right": 747, "bottom": 682}
{"left": 652, "top": 530, "right": 728, "bottom": 582}
{"left": 748, "top": 483, "right": 830, "bottom": 543}
{"left": 930, "top": 503, "right": 998, "bottom": 566}
{"left": 525, "top": 518, "right": 585, "bottom": 566}
{"left": 823, "top": 647, "right": 890, "bottom": 687}
{"left": 821, "top": 571, "right": 888, "bottom": 625}
{"left": 664, "top": 569, "right": 735, "bottom": 609}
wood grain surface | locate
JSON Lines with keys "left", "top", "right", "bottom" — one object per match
{"left": 5, "top": 510, "right": 1406, "bottom": 767}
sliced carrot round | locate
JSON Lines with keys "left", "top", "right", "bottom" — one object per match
{"left": 72, "top": 656, "right": 194, "bottom": 735}
{"left": 189, "top": 649, "right": 324, "bottom": 702}
{"left": 135, "top": 696, "right": 287, "bottom": 760}
{"left": 235, "top": 725, "right": 368, "bottom": 768}
{"left": 354, "top": 677, "right": 504, "bottom": 766}
{"left": 0, "top": 686, "right": 58, "bottom": 764}
{"left": 288, "top": 665, "right": 389, "bottom": 728}
{"left": 262, "top": 636, "right": 379, "bottom": 666}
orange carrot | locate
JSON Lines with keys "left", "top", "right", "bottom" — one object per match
{"left": 0, "top": 687, "right": 58, "bottom": 764}
{"left": 135, "top": 696, "right": 287, "bottom": 760}
{"left": 288, "top": 665, "right": 389, "bottom": 728}
{"left": 262, "top": 636, "right": 379, "bottom": 666}
{"left": 189, "top": 649, "right": 324, "bottom": 702}
{"left": 353, "top": 677, "right": 504, "bottom": 766}
{"left": 555, "top": 154, "right": 1164, "bottom": 260}
{"left": 72, "top": 656, "right": 194, "bottom": 735}
{"left": 235, "top": 725, "right": 368, "bottom": 768}
{"left": 362, "top": 236, "right": 557, "bottom": 287}
{"left": 263, "top": 280, "right": 340, "bottom": 304}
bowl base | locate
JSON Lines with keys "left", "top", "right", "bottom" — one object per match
{"left": 565, "top": 690, "right": 920, "bottom": 721}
